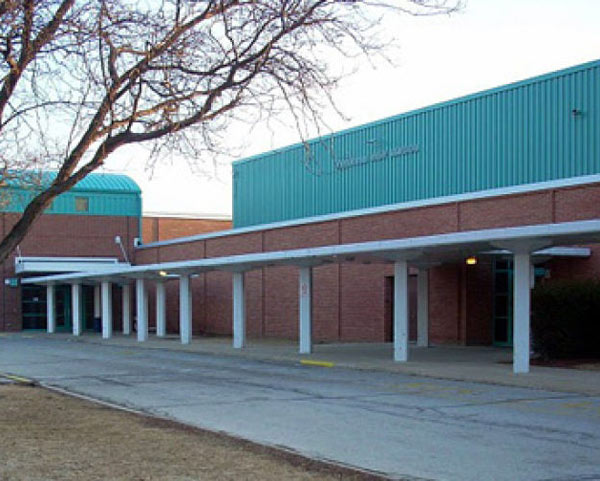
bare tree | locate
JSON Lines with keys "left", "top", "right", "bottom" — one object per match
{"left": 0, "top": 0, "right": 460, "bottom": 262}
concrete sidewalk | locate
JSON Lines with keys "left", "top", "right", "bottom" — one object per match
{"left": 10, "top": 331, "right": 600, "bottom": 395}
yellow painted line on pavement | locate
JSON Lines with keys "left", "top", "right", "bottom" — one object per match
{"left": 1, "top": 374, "right": 34, "bottom": 384}
{"left": 300, "top": 359, "right": 335, "bottom": 368}
{"left": 562, "top": 401, "right": 594, "bottom": 410}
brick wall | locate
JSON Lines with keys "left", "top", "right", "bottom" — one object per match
{"left": 131, "top": 181, "right": 600, "bottom": 346}
{"left": 1, "top": 213, "right": 138, "bottom": 331}
{"left": 6, "top": 180, "right": 600, "bottom": 342}
{"left": 465, "top": 259, "right": 494, "bottom": 345}
{"left": 142, "top": 216, "right": 231, "bottom": 243}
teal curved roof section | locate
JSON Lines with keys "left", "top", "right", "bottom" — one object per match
{"left": 1, "top": 172, "right": 142, "bottom": 218}
{"left": 71, "top": 173, "right": 141, "bottom": 194}
{"left": 233, "top": 59, "right": 600, "bottom": 228}
{"left": 3, "top": 171, "right": 141, "bottom": 193}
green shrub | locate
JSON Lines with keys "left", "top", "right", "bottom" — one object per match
{"left": 531, "top": 279, "right": 600, "bottom": 360}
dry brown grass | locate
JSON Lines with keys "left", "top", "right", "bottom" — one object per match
{"left": 0, "top": 384, "right": 382, "bottom": 481}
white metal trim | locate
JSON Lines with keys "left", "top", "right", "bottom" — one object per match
{"left": 15, "top": 256, "right": 129, "bottom": 274}
{"left": 483, "top": 247, "right": 592, "bottom": 258}
{"left": 15, "top": 256, "right": 121, "bottom": 263}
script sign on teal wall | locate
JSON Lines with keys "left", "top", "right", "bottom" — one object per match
{"left": 233, "top": 60, "right": 600, "bottom": 228}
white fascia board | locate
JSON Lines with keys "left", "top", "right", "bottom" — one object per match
{"left": 138, "top": 174, "right": 600, "bottom": 250}
{"left": 15, "top": 257, "right": 128, "bottom": 274}
{"left": 15, "top": 256, "right": 122, "bottom": 263}
{"left": 483, "top": 247, "right": 592, "bottom": 258}
{"left": 21, "top": 220, "right": 600, "bottom": 286}
{"left": 537, "top": 247, "right": 592, "bottom": 257}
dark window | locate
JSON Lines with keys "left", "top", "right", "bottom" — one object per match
{"left": 495, "top": 272, "right": 509, "bottom": 294}
{"left": 494, "top": 318, "right": 509, "bottom": 344}
{"left": 494, "top": 295, "right": 508, "bottom": 317}
{"left": 495, "top": 259, "right": 509, "bottom": 270}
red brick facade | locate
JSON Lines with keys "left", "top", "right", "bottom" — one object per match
{"left": 3, "top": 181, "right": 600, "bottom": 343}
{"left": 142, "top": 216, "right": 231, "bottom": 243}
{"left": 131, "top": 181, "right": 600, "bottom": 345}
{"left": 0, "top": 213, "right": 138, "bottom": 331}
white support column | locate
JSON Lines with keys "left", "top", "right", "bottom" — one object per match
{"left": 513, "top": 252, "right": 531, "bottom": 374}
{"left": 299, "top": 266, "right": 312, "bottom": 354}
{"left": 394, "top": 260, "right": 409, "bottom": 362}
{"left": 136, "top": 278, "right": 148, "bottom": 342}
{"left": 93, "top": 284, "right": 101, "bottom": 319}
{"left": 156, "top": 281, "right": 166, "bottom": 338}
{"left": 233, "top": 272, "right": 246, "bottom": 349}
{"left": 72, "top": 283, "right": 82, "bottom": 336}
{"left": 122, "top": 284, "right": 131, "bottom": 335}
{"left": 46, "top": 284, "right": 55, "bottom": 333}
{"left": 101, "top": 281, "right": 112, "bottom": 339}
{"left": 416, "top": 269, "right": 429, "bottom": 348}
{"left": 179, "top": 274, "right": 192, "bottom": 344}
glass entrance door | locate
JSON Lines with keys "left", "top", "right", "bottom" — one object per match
{"left": 55, "top": 285, "right": 72, "bottom": 332}
{"left": 21, "top": 285, "right": 47, "bottom": 330}
{"left": 493, "top": 259, "right": 513, "bottom": 346}
{"left": 82, "top": 285, "right": 95, "bottom": 331}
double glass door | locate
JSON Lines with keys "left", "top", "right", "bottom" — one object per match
{"left": 22, "top": 284, "right": 72, "bottom": 331}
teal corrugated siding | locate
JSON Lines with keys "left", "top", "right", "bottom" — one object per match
{"left": 1, "top": 172, "right": 141, "bottom": 217}
{"left": 233, "top": 59, "right": 600, "bottom": 228}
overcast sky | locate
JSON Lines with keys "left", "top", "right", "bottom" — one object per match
{"left": 103, "top": 0, "right": 600, "bottom": 217}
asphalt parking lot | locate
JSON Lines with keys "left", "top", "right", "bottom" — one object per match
{"left": 1, "top": 335, "right": 599, "bottom": 481}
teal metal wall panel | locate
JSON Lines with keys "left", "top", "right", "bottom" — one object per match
{"left": 1, "top": 172, "right": 141, "bottom": 218}
{"left": 233, "top": 60, "right": 600, "bottom": 228}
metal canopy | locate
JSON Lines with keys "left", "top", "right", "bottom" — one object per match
{"left": 21, "top": 220, "right": 600, "bottom": 286}
{"left": 15, "top": 256, "right": 129, "bottom": 275}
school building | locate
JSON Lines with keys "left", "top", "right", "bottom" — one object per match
{"left": 5, "top": 59, "right": 600, "bottom": 374}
